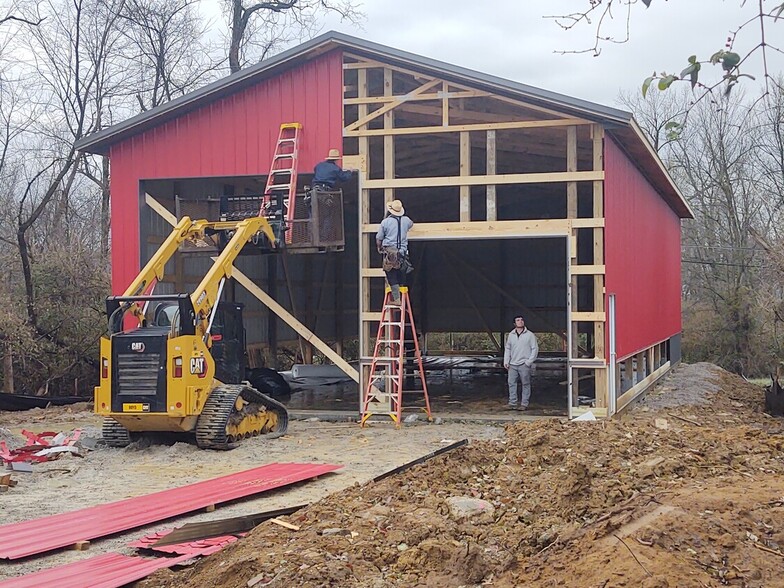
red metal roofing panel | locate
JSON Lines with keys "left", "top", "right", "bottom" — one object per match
{"left": 0, "top": 462, "right": 340, "bottom": 560}
{"left": 0, "top": 552, "right": 194, "bottom": 588}
{"left": 129, "top": 529, "right": 241, "bottom": 555}
{"left": 604, "top": 137, "right": 683, "bottom": 359}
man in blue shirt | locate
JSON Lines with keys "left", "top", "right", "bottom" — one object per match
{"left": 313, "top": 149, "right": 356, "bottom": 189}
{"left": 376, "top": 199, "right": 413, "bottom": 306}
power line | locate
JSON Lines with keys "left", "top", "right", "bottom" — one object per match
{"left": 682, "top": 258, "right": 767, "bottom": 269}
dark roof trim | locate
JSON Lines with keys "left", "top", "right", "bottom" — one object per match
{"left": 76, "top": 31, "right": 690, "bottom": 218}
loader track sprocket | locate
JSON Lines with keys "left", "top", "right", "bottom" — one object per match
{"left": 195, "top": 383, "right": 288, "bottom": 450}
{"left": 102, "top": 418, "right": 132, "bottom": 448}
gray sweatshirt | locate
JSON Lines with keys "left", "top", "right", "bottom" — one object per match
{"left": 504, "top": 328, "right": 538, "bottom": 367}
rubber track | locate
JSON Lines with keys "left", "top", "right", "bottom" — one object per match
{"left": 195, "top": 384, "right": 288, "bottom": 450}
{"left": 102, "top": 418, "right": 132, "bottom": 448}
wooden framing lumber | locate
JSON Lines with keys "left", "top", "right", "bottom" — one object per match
{"left": 145, "top": 193, "right": 177, "bottom": 225}
{"left": 486, "top": 130, "right": 497, "bottom": 221}
{"left": 345, "top": 78, "right": 441, "bottom": 132}
{"left": 234, "top": 269, "right": 359, "bottom": 383}
{"left": 345, "top": 118, "right": 593, "bottom": 137}
{"left": 361, "top": 219, "right": 602, "bottom": 240}
{"left": 460, "top": 131, "right": 471, "bottom": 221}
{"left": 362, "top": 170, "right": 602, "bottom": 189}
{"left": 616, "top": 361, "right": 671, "bottom": 411}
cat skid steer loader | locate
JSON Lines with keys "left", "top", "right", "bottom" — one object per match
{"left": 95, "top": 216, "right": 288, "bottom": 449}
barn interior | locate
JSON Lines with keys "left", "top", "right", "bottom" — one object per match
{"left": 137, "top": 60, "right": 604, "bottom": 419}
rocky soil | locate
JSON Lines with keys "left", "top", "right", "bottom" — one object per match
{"left": 139, "top": 363, "right": 784, "bottom": 588}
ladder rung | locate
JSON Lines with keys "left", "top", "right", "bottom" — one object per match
{"left": 267, "top": 184, "right": 293, "bottom": 191}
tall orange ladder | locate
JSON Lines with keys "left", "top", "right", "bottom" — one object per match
{"left": 260, "top": 123, "right": 302, "bottom": 244}
{"left": 361, "top": 286, "right": 432, "bottom": 427}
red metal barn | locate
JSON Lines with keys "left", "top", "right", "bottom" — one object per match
{"left": 77, "top": 32, "right": 692, "bottom": 418}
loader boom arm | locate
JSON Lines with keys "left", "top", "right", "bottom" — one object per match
{"left": 118, "top": 216, "right": 277, "bottom": 331}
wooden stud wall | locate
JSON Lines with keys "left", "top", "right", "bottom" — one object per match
{"left": 343, "top": 53, "right": 611, "bottom": 416}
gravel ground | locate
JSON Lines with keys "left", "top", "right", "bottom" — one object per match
{"left": 0, "top": 411, "right": 504, "bottom": 581}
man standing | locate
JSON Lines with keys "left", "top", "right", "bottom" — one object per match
{"left": 375, "top": 199, "right": 413, "bottom": 306}
{"left": 503, "top": 315, "right": 539, "bottom": 410}
{"left": 313, "top": 148, "right": 355, "bottom": 189}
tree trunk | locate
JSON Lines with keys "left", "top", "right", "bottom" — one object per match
{"left": 229, "top": 0, "right": 244, "bottom": 73}
{"left": 3, "top": 346, "right": 13, "bottom": 394}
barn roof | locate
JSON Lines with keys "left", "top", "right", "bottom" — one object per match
{"left": 75, "top": 31, "right": 692, "bottom": 218}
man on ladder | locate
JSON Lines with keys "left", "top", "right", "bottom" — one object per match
{"left": 361, "top": 198, "right": 429, "bottom": 426}
{"left": 376, "top": 199, "right": 413, "bottom": 306}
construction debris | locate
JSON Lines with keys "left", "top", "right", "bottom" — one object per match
{"left": 0, "top": 463, "right": 341, "bottom": 560}
{"left": 137, "top": 364, "right": 784, "bottom": 588}
{"left": 150, "top": 506, "right": 307, "bottom": 547}
{"left": 0, "top": 428, "right": 86, "bottom": 468}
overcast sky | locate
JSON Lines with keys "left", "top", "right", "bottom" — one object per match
{"left": 254, "top": 0, "right": 778, "bottom": 109}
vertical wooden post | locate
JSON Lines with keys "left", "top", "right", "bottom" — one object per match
{"left": 460, "top": 131, "right": 471, "bottom": 222}
{"left": 441, "top": 81, "right": 449, "bottom": 126}
{"left": 486, "top": 130, "right": 496, "bottom": 221}
{"left": 384, "top": 68, "right": 394, "bottom": 208}
{"left": 592, "top": 124, "right": 607, "bottom": 407}
{"left": 357, "top": 67, "right": 371, "bottom": 372}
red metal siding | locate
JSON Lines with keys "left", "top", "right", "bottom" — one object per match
{"left": 108, "top": 50, "right": 345, "bottom": 292}
{"left": 0, "top": 553, "right": 194, "bottom": 588}
{"left": 604, "top": 137, "right": 682, "bottom": 360}
{"left": 0, "top": 462, "right": 341, "bottom": 560}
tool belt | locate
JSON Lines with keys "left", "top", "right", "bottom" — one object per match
{"left": 382, "top": 246, "right": 413, "bottom": 273}
{"left": 382, "top": 246, "right": 402, "bottom": 271}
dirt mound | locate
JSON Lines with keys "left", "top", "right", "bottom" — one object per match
{"left": 142, "top": 364, "right": 784, "bottom": 588}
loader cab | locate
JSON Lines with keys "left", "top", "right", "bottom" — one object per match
{"left": 150, "top": 300, "right": 247, "bottom": 385}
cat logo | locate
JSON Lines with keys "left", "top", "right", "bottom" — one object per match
{"left": 131, "top": 342, "right": 145, "bottom": 352}
{"left": 190, "top": 357, "right": 207, "bottom": 377}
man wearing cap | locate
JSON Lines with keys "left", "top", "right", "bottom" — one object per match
{"left": 313, "top": 148, "right": 356, "bottom": 189}
{"left": 376, "top": 199, "right": 413, "bottom": 306}
{"left": 503, "top": 315, "right": 539, "bottom": 410}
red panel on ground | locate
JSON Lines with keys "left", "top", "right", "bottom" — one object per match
{"left": 604, "top": 137, "right": 682, "bottom": 359}
{"left": 0, "top": 552, "right": 194, "bottom": 588}
{"left": 108, "top": 49, "right": 345, "bottom": 293}
{"left": 129, "top": 529, "right": 242, "bottom": 555}
{"left": 0, "top": 462, "right": 340, "bottom": 560}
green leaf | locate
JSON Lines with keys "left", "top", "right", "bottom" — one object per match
{"left": 688, "top": 55, "right": 697, "bottom": 64}
{"left": 657, "top": 75, "right": 678, "bottom": 91}
{"left": 680, "top": 63, "right": 696, "bottom": 78}
{"left": 774, "top": 3, "right": 784, "bottom": 20}
{"left": 721, "top": 52, "right": 741, "bottom": 71}
{"left": 642, "top": 76, "right": 654, "bottom": 98}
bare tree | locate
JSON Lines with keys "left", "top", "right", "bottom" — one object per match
{"left": 224, "top": 0, "right": 361, "bottom": 74}
{"left": 119, "top": 0, "right": 222, "bottom": 111}
{"left": 548, "top": 1, "right": 784, "bottom": 102}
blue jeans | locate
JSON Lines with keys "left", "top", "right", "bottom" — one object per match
{"left": 508, "top": 364, "right": 532, "bottom": 407}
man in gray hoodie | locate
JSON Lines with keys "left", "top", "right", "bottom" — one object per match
{"left": 503, "top": 315, "right": 539, "bottom": 410}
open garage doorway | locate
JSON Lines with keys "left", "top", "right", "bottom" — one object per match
{"left": 374, "top": 236, "right": 570, "bottom": 418}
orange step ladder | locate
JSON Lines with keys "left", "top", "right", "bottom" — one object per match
{"left": 361, "top": 286, "right": 432, "bottom": 427}
{"left": 260, "top": 123, "right": 302, "bottom": 244}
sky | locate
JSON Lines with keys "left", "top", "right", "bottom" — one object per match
{"left": 208, "top": 0, "right": 779, "bottom": 109}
